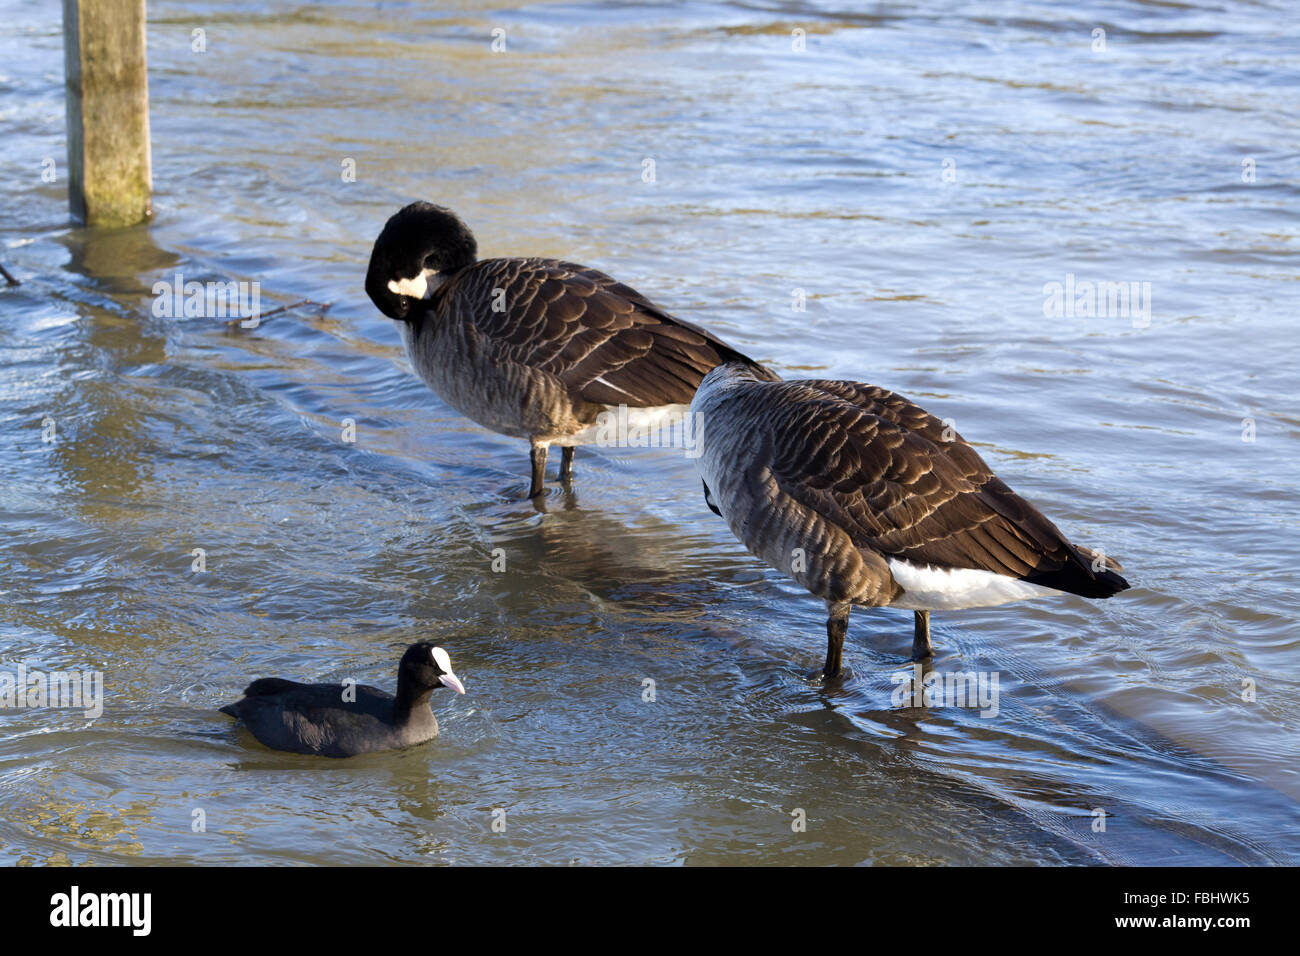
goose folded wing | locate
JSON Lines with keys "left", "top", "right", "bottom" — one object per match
{"left": 766, "top": 381, "right": 1116, "bottom": 590}
{"left": 460, "top": 258, "right": 757, "bottom": 407}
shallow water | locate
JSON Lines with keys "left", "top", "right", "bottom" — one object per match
{"left": 1, "top": 0, "right": 1298, "bottom": 865}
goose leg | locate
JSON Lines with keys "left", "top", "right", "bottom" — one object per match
{"left": 560, "top": 446, "right": 575, "bottom": 482}
{"left": 824, "top": 600, "right": 850, "bottom": 680}
{"left": 528, "top": 444, "right": 548, "bottom": 498}
{"left": 912, "top": 610, "right": 932, "bottom": 660}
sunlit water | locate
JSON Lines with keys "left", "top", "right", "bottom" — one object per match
{"left": 1, "top": 0, "right": 1297, "bottom": 865}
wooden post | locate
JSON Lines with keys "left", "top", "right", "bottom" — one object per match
{"left": 62, "top": 0, "right": 152, "bottom": 227}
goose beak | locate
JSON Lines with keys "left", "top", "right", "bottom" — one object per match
{"left": 439, "top": 671, "right": 466, "bottom": 695}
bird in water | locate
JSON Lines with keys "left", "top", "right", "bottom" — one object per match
{"left": 365, "top": 202, "right": 766, "bottom": 499}
{"left": 220, "top": 642, "right": 465, "bottom": 757}
{"left": 691, "top": 361, "right": 1130, "bottom": 680}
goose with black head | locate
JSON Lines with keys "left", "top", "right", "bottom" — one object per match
{"left": 365, "top": 202, "right": 773, "bottom": 498}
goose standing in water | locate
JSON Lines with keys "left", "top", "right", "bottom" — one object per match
{"left": 692, "top": 362, "right": 1130, "bottom": 679}
{"left": 365, "top": 202, "right": 764, "bottom": 498}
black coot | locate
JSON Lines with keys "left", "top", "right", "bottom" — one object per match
{"left": 220, "top": 642, "right": 465, "bottom": 757}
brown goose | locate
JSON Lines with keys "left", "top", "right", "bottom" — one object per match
{"left": 691, "top": 361, "right": 1130, "bottom": 679}
{"left": 365, "top": 202, "right": 763, "bottom": 497}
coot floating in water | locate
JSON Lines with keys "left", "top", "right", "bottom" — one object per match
{"left": 220, "top": 642, "right": 466, "bottom": 757}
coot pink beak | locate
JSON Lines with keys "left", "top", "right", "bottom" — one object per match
{"left": 439, "top": 671, "right": 465, "bottom": 695}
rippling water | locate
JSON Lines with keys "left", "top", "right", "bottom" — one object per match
{"left": 2, "top": 0, "right": 1298, "bottom": 865}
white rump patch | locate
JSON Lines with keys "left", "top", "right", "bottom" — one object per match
{"left": 565, "top": 403, "right": 694, "bottom": 447}
{"left": 388, "top": 268, "right": 441, "bottom": 300}
{"left": 887, "top": 558, "right": 1064, "bottom": 611}
{"left": 431, "top": 646, "right": 452, "bottom": 671}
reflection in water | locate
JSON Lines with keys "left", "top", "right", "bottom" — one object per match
{"left": 49, "top": 226, "right": 174, "bottom": 506}
{"left": 0, "top": 0, "right": 1297, "bottom": 865}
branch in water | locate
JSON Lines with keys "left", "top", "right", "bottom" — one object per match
{"left": 0, "top": 263, "right": 19, "bottom": 286}
{"left": 224, "top": 298, "right": 330, "bottom": 328}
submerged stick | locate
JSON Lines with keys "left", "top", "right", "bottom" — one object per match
{"left": 223, "top": 298, "right": 331, "bottom": 328}
{"left": 0, "top": 263, "right": 19, "bottom": 286}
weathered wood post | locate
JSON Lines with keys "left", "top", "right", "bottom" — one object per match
{"left": 62, "top": 0, "right": 152, "bottom": 226}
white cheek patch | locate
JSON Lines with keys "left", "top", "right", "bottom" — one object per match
{"left": 388, "top": 271, "right": 429, "bottom": 300}
{"left": 387, "top": 269, "right": 447, "bottom": 301}
{"left": 431, "top": 646, "right": 452, "bottom": 672}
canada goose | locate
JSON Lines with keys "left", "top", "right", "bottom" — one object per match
{"left": 692, "top": 362, "right": 1130, "bottom": 679}
{"left": 220, "top": 643, "right": 465, "bottom": 757}
{"left": 365, "top": 202, "right": 763, "bottom": 498}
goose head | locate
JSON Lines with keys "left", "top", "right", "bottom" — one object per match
{"left": 365, "top": 202, "right": 478, "bottom": 320}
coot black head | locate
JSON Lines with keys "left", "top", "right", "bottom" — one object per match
{"left": 365, "top": 202, "right": 478, "bottom": 320}
{"left": 399, "top": 641, "right": 466, "bottom": 698}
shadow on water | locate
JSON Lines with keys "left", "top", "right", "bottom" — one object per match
{"left": 47, "top": 226, "right": 176, "bottom": 501}
{"left": 806, "top": 668, "right": 1296, "bottom": 865}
